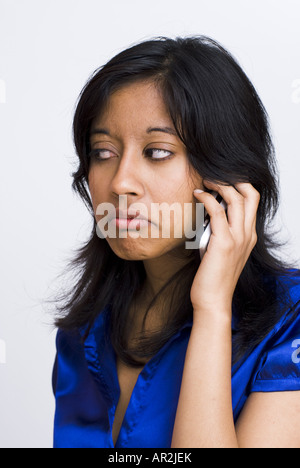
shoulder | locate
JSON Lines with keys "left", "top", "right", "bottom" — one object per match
{"left": 52, "top": 306, "right": 110, "bottom": 395}
{"left": 55, "top": 304, "right": 111, "bottom": 356}
{"left": 275, "top": 267, "right": 300, "bottom": 310}
{"left": 234, "top": 269, "right": 300, "bottom": 447}
{"left": 251, "top": 268, "right": 300, "bottom": 392}
{"left": 52, "top": 328, "right": 86, "bottom": 395}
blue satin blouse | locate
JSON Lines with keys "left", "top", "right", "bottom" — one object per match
{"left": 52, "top": 269, "right": 300, "bottom": 448}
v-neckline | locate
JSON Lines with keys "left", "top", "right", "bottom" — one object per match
{"left": 81, "top": 305, "right": 194, "bottom": 447}
{"left": 112, "top": 358, "right": 145, "bottom": 447}
{"left": 110, "top": 329, "right": 193, "bottom": 448}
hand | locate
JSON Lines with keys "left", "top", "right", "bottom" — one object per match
{"left": 190, "top": 181, "right": 260, "bottom": 316}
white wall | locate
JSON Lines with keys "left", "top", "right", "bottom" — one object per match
{"left": 0, "top": 0, "right": 299, "bottom": 448}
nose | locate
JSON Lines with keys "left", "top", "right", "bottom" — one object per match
{"left": 110, "top": 146, "right": 144, "bottom": 198}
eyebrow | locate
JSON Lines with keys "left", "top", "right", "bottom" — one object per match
{"left": 147, "top": 126, "right": 177, "bottom": 136}
{"left": 89, "top": 126, "right": 178, "bottom": 137}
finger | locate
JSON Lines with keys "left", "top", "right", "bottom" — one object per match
{"left": 202, "top": 180, "right": 246, "bottom": 241}
{"left": 234, "top": 183, "right": 260, "bottom": 234}
{"left": 193, "top": 189, "right": 232, "bottom": 244}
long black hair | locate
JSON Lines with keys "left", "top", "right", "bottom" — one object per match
{"left": 53, "top": 35, "right": 300, "bottom": 367}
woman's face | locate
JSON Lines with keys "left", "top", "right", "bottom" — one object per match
{"left": 88, "top": 79, "right": 204, "bottom": 261}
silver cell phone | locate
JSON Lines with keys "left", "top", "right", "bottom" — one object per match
{"left": 199, "top": 190, "right": 228, "bottom": 260}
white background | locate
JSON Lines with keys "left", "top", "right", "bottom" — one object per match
{"left": 0, "top": 0, "right": 299, "bottom": 448}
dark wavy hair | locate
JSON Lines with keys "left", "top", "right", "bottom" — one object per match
{"left": 53, "top": 35, "right": 300, "bottom": 367}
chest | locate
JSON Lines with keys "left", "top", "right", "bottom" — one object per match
{"left": 112, "top": 359, "right": 143, "bottom": 446}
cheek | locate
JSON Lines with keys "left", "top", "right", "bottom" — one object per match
{"left": 155, "top": 165, "right": 201, "bottom": 232}
{"left": 177, "top": 173, "right": 203, "bottom": 233}
{"left": 185, "top": 162, "right": 203, "bottom": 189}
{"left": 160, "top": 165, "right": 194, "bottom": 201}
{"left": 88, "top": 169, "right": 105, "bottom": 212}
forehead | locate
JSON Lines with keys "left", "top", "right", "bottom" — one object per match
{"left": 91, "top": 80, "right": 173, "bottom": 131}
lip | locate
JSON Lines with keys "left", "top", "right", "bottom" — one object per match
{"left": 111, "top": 207, "right": 152, "bottom": 230}
{"left": 113, "top": 218, "right": 151, "bottom": 229}
{"left": 115, "top": 208, "right": 149, "bottom": 223}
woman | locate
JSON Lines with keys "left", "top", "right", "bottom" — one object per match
{"left": 52, "top": 35, "right": 300, "bottom": 448}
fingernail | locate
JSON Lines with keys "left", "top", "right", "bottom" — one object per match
{"left": 194, "top": 189, "right": 204, "bottom": 193}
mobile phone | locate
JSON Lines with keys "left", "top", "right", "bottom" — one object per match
{"left": 199, "top": 190, "right": 228, "bottom": 260}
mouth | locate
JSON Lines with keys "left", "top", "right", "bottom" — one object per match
{"left": 112, "top": 208, "right": 151, "bottom": 229}
{"left": 113, "top": 217, "right": 151, "bottom": 229}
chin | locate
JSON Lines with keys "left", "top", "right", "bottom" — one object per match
{"left": 108, "top": 236, "right": 177, "bottom": 261}
{"left": 106, "top": 238, "right": 153, "bottom": 261}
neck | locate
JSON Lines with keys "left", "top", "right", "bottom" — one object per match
{"left": 125, "top": 248, "right": 192, "bottom": 364}
{"left": 142, "top": 244, "right": 192, "bottom": 298}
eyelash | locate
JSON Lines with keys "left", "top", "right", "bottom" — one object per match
{"left": 89, "top": 148, "right": 173, "bottom": 162}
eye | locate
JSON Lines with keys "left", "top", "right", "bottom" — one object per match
{"left": 89, "top": 149, "right": 115, "bottom": 160}
{"left": 88, "top": 148, "right": 173, "bottom": 162}
{"left": 145, "top": 148, "right": 173, "bottom": 161}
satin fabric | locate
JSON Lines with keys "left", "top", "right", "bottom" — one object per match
{"left": 52, "top": 269, "right": 300, "bottom": 448}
